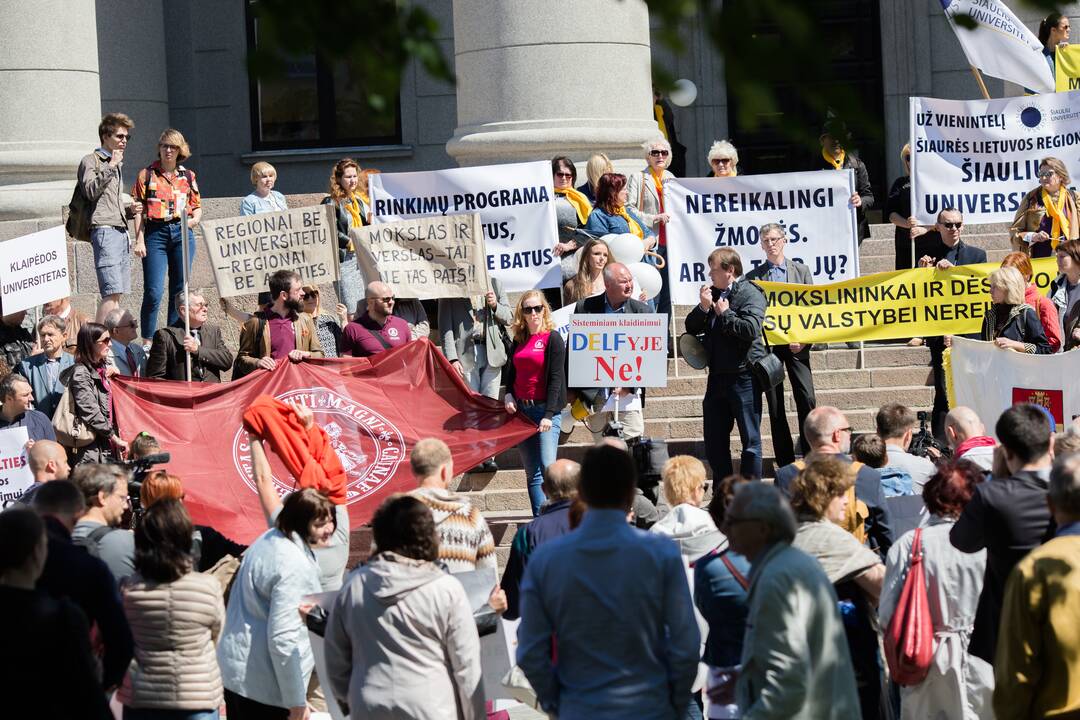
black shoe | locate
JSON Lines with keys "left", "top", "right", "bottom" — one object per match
{"left": 478, "top": 458, "right": 498, "bottom": 473}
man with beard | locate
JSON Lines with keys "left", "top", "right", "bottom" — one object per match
{"left": 234, "top": 270, "right": 322, "bottom": 378}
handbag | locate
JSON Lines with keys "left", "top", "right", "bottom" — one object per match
{"left": 883, "top": 528, "right": 935, "bottom": 686}
{"left": 52, "top": 383, "right": 95, "bottom": 448}
{"left": 751, "top": 330, "right": 785, "bottom": 390}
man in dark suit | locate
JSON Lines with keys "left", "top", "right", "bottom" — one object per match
{"left": 572, "top": 262, "right": 651, "bottom": 440}
{"left": 917, "top": 208, "right": 987, "bottom": 440}
{"left": 147, "top": 291, "right": 233, "bottom": 382}
{"left": 744, "top": 223, "right": 817, "bottom": 465}
{"left": 685, "top": 248, "right": 767, "bottom": 479}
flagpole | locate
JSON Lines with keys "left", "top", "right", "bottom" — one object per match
{"left": 970, "top": 66, "right": 992, "bottom": 100}
{"left": 179, "top": 193, "right": 192, "bottom": 383}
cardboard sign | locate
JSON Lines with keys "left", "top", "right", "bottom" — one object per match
{"left": 567, "top": 313, "right": 669, "bottom": 388}
{"left": 352, "top": 213, "right": 490, "bottom": 299}
{"left": 0, "top": 426, "right": 33, "bottom": 505}
{"left": 201, "top": 205, "right": 339, "bottom": 297}
{"left": 0, "top": 226, "right": 70, "bottom": 314}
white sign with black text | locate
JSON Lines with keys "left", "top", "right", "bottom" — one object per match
{"left": 0, "top": 226, "right": 70, "bottom": 314}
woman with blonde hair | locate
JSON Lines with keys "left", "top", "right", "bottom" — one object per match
{"left": 578, "top": 153, "right": 613, "bottom": 203}
{"left": 132, "top": 128, "right": 202, "bottom": 346}
{"left": 1009, "top": 156, "right": 1079, "bottom": 258}
{"left": 981, "top": 266, "right": 1053, "bottom": 353}
{"left": 706, "top": 140, "right": 739, "bottom": 178}
{"left": 1000, "top": 252, "right": 1062, "bottom": 351}
{"left": 563, "top": 237, "right": 610, "bottom": 304}
{"left": 240, "top": 161, "right": 287, "bottom": 215}
{"left": 321, "top": 158, "right": 365, "bottom": 316}
{"left": 503, "top": 291, "right": 566, "bottom": 515}
{"left": 627, "top": 137, "right": 676, "bottom": 315}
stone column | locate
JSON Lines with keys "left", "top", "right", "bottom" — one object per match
{"left": 0, "top": 0, "right": 102, "bottom": 221}
{"left": 446, "top": 0, "right": 659, "bottom": 170}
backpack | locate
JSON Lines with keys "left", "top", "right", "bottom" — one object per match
{"left": 65, "top": 154, "right": 101, "bottom": 242}
{"left": 793, "top": 459, "right": 870, "bottom": 544}
{"left": 72, "top": 524, "right": 116, "bottom": 558}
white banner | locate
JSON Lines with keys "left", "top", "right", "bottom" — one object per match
{"left": 0, "top": 426, "right": 33, "bottom": 505}
{"left": 0, "top": 226, "right": 70, "bottom": 314}
{"left": 567, "top": 314, "right": 668, "bottom": 388}
{"left": 665, "top": 171, "right": 859, "bottom": 305}
{"left": 940, "top": 0, "right": 1054, "bottom": 94}
{"left": 910, "top": 91, "right": 1080, "bottom": 225}
{"left": 947, "top": 336, "right": 1080, "bottom": 436}
{"left": 370, "top": 162, "right": 559, "bottom": 292}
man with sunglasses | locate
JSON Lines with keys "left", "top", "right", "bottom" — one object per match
{"left": 342, "top": 281, "right": 411, "bottom": 357}
{"left": 917, "top": 208, "right": 987, "bottom": 440}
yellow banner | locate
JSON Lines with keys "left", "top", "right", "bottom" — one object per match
{"left": 759, "top": 258, "right": 1057, "bottom": 345}
{"left": 1055, "top": 45, "right": 1080, "bottom": 92}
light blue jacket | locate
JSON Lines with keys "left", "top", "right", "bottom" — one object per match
{"left": 217, "top": 528, "right": 322, "bottom": 709}
{"left": 239, "top": 191, "right": 288, "bottom": 216}
{"left": 583, "top": 205, "right": 656, "bottom": 240}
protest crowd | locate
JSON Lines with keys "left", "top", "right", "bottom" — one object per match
{"left": 7, "top": 8, "right": 1080, "bottom": 720}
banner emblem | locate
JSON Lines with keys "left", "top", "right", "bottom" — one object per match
{"left": 1012, "top": 387, "right": 1064, "bottom": 426}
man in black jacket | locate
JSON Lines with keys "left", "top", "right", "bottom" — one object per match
{"left": 572, "top": 263, "right": 651, "bottom": 440}
{"left": 31, "top": 480, "right": 134, "bottom": 691}
{"left": 950, "top": 403, "right": 1055, "bottom": 665}
{"left": 147, "top": 291, "right": 234, "bottom": 382}
{"left": 917, "top": 208, "right": 988, "bottom": 440}
{"left": 685, "top": 248, "right": 766, "bottom": 479}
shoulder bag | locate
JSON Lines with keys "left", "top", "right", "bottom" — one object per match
{"left": 52, "top": 382, "right": 95, "bottom": 448}
{"left": 883, "top": 528, "right": 934, "bottom": 686}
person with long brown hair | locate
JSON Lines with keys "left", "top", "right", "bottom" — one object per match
{"left": 563, "top": 237, "right": 610, "bottom": 304}
{"left": 503, "top": 291, "right": 566, "bottom": 516}
{"left": 65, "top": 322, "right": 127, "bottom": 464}
{"left": 322, "top": 158, "right": 365, "bottom": 316}
{"left": 583, "top": 172, "right": 656, "bottom": 250}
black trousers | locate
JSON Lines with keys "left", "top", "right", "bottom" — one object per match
{"left": 703, "top": 370, "right": 763, "bottom": 479}
{"left": 224, "top": 689, "right": 289, "bottom": 720}
{"left": 929, "top": 337, "right": 948, "bottom": 441}
{"left": 762, "top": 345, "right": 817, "bottom": 466}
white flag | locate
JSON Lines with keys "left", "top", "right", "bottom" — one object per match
{"left": 940, "top": 0, "right": 1054, "bottom": 93}
{"left": 947, "top": 337, "right": 1080, "bottom": 436}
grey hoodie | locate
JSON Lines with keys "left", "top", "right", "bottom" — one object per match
{"left": 323, "top": 553, "right": 485, "bottom": 719}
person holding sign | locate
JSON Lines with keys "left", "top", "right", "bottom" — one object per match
{"left": 744, "top": 224, "right": 817, "bottom": 466}
{"left": 627, "top": 138, "right": 675, "bottom": 315}
{"left": 322, "top": 158, "right": 366, "bottom": 317}
{"left": 818, "top": 125, "right": 874, "bottom": 243}
{"left": 685, "top": 248, "right": 767, "bottom": 480}
{"left": 1001, "top": 252, "right": 1062, "bottom": 352}
{"left": 504, "top": 291, "right": 567, "bottom": 516}
{"left": 584, "top": 173, "right": 657, "bottom": 251}
{"left": 551, "top": 156, "right": 592, "bottom": 283}
{"left": 1009, "top": 157, "right": 1079, "bottom": 259}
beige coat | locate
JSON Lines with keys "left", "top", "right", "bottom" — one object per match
{"left": 117, "top": 571, "right": 225, "bottom": 710}
{"left": 1008, "top": 186, "right": 1080, "bottom": 252}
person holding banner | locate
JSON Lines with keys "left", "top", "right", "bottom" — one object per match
{"left": 685, "top": 248, "right": 766, "bottom": 480}
{"left": 240, "top": 161, "right": 288, "bottom": 215}
{"left": 131, "top": 128, "right": 202, "bottom": 347}
{"left": 627, "top": 138, "right": 675, "bottom": 314}
{"left": 504, "top": 290, "right": 566, "bottom": 516}
{"left": 321, "top": 158, "right": 366, "bottom": 316}
{"left": 148, "top": 291, "right": 235, "bottom": 383}
{"left": 818, "top": 127, "right": 874, "bottom": 243}
{"left": 744, "top": 223, "right": 817, "bottom": 465}
{"left": 885, "top": 143, "right": 928, "bottom": 270}
{"left": 235, "top": 270, "right": 323, "bottom": 378}
{"left": 1009, "top": 157, "right": 1079, "bottom": 259}
{"left": 300, "top": 285, "right": 346, "bottom": 358}
{"left": 66, "top": 323, "right": 127, "bottom": 464}
{"left": 706, "top": 140, "right": 739, "bottom": 177}
{"left": 1050, "top": 239, "right": 1080, "bottom": 351}
{"left": 1001, "top": 252, "right": 1062, "bottom": 352}
{"left": 342, "top": 281, "right": 411, "bottom": 358}
{"left": 980, "top": 267, "right": 1053, "bottom": 355}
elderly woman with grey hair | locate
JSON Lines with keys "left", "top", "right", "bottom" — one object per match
{"left": 626, "top": 137, "right": 676, "bottom": 315}
{"left": 724, "top": 482, "right": 861, "bottom": 720}
{"left": 707, "top": 140, "right": 740, "bottom": 178}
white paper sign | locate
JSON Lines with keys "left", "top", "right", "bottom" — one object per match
{"left": 370, "top": 161, "right": 559, "bottom": 292}
{"left": 0, "top": 226, "right": 70, "bottom": 314}
{"left": 567, "top": 313, "right": 668, "bottom": 388}
{"left": 0, "top": 426, "right": 33, "bottom": 505}
{"left": 910, "top": 91, "right": 1080, "bottom": 225}
{"left": 665, "top": 171, "right": 859, "bottom": 305}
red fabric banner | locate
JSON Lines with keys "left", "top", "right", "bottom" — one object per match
{"left": 111, "top": 340, "right": 536, "bottom": 543}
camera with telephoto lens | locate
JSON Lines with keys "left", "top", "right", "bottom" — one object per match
{"left": 119, "top": 452, "right": 171, "bottom": 526}
{"left": 908, "top": 411, "right": 950, "bottom": 460}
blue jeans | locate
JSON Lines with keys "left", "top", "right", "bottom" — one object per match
{"left": 141, "top": 220, "right": 196, "bottom": 341}
{"left": 518, "top": 402, "right": 561, "bottom": 515}
{"left": 124, "top": 707, "right": 219, "bottom": 720}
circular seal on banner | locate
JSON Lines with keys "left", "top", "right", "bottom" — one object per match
{"left": 232, "top": 386, "right": 406, "bottom": 504}
{"left": 1018, "top": 106, "right": 1044, "bottom": 131}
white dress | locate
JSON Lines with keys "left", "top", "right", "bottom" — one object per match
{"left": 879, "top": 516, "right": 994, "bottom": 720}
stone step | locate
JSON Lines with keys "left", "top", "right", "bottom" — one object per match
{"left": 649, "top": 366, "right": 932, "bottom": 395}
{"left": 859, "top": 232, "right": 1008, "bottom": 258}
{"left": 869, "top": 221, "right": 1012, "bottom": 240}
{"left": 664, "top": 338, "right": 931, "bottom": 371}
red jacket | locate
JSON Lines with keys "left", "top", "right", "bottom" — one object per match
{"left": 1026, "top": 284, "right": 1062, "bottom": 352}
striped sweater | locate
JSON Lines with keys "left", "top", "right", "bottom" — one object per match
{"left": 410, "top": 487, "right": 497, "bottom": 573}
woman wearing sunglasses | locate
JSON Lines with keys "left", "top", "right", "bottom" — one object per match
{"left": 626, "top": 138, "right": 675, "bottom": 315}
{"left": 552, "top": 156, "right": 593, "bottom": 289}
{"left": 503, "top": 292, "right": 566, "bottom": 516}
{"left": 301, "top": 286, "right": 348, "bottom": 358}
{"left": 1009, "top": 156, "right": 1080, "bottom": 259}
{"left": 65, "top": 322, "right": 128, "bottom": 464}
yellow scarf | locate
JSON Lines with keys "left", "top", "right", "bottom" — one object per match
{"left": 822, "top": 147, "right": 846, "bottom": 170}
{"left": 654, "top": 104, "right": 669, "bottom": 140}
{"left": 615, "top": 206, "right": 644, "bottom": 239}
{"left": 650, "top": 169, "right": 665, "bottom": 195}
{"left": 1042, "top": 189, "right": 1070, "bottom": 248}
{"left": 554, "top": 186, "right": 592, "bottom": 224}
{"left": 344, "top": 196, "right": 362, "bottom": 252}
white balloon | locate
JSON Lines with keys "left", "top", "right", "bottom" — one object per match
{"left": 669, "top": 79, "right": 698, "bottom": 107}
{"left": 628, "top": 262, "right": 662, "bottom": 300}
{"left": 607, "top": 233, "right": 644, "bottom": 265}
{"left": 600, "top": 234, "right": 618, "bottom": 243}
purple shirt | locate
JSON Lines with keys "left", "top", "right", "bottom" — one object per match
{"left": 267, "top": 311, "right": 296, "bottom": 360}
{"left": 342, "top": 312, "right": 410, "bottom": 357}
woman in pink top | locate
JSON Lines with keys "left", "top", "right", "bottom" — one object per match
{"left": 503, "top": 291, "right": 567, "bottom": 515}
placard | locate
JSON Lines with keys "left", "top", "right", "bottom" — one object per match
{"left": 0, "top": 226, "right": 70, "bottom": 314}
{"left": 0, "top": 426, "right": 33, "bottom": 506}
{"left": 567, "top": 313, "right": 668, "bottom": 388}
{"left": 200, "top": 205, "right": 339, "bottom": 297}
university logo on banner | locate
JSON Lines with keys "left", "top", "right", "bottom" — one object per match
{"left": 1012, "top": 388, "right": 1065, "bottom": 428}
{"left": 370, "top": 162, "right": 559, "bottom": 292}
{"left": 910, "top": 91, "right": 1080, "bottom": 225}
{"left": 939, "top": 0, "right": 1054, "bottom": 93}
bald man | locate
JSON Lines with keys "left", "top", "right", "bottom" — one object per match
{"left": 945, "top": 406, "right": 996, "bottom": 471}
{"left": 15, "top": 439, "right": 72, "bottom": 506}
{"left": 341, "top": 281, "right": 412, "bottom": 357}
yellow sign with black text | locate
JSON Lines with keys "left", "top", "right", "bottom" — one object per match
{"left": 1056, "top": 45, "right": 1080, "bottom": 92}
{"left": 758, "top": 258, "right": 1057, "bottom": 345}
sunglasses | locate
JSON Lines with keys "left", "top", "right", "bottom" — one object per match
{"left": 522, "top": 305, "right": 545, "bottom": 314}
{"left": 554, "top": 172, "right": 574, "bottom": 179}
{"left": 303, "top": 293, "right": 318, "bottom": 300}
{"left": 649, "top": 150, "right": 670, "bottom": 157}
{"left": 97, "top": 336, "right": 111, "bottom": 345}
{"left": 1039, "top": 170, "right": 1057, "bottom": 178}
{"left": 114, "top": 133, "right": 130, "bottom": 141}
{"left": 160, "top": 144, "right": 180, "bottom": 151}
{"left": 711, "top": 157, "right": 733, "bottom": 163}
{"left": 941, "top": 222, "right": 962, "bottom": 229}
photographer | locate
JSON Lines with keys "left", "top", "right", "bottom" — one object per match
{"left": 875, "top": 402, "right": 939, "bottom": 494}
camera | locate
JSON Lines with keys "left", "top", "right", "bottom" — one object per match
{"left": 119, "top": 451, "right": 171, "bottom": 524}
{"left": 909, "top": 411, "right": 950, "bottom": 459}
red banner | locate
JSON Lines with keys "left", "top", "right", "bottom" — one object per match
{"left": 111, "top": 340, "right": 536, "bottom": 543}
